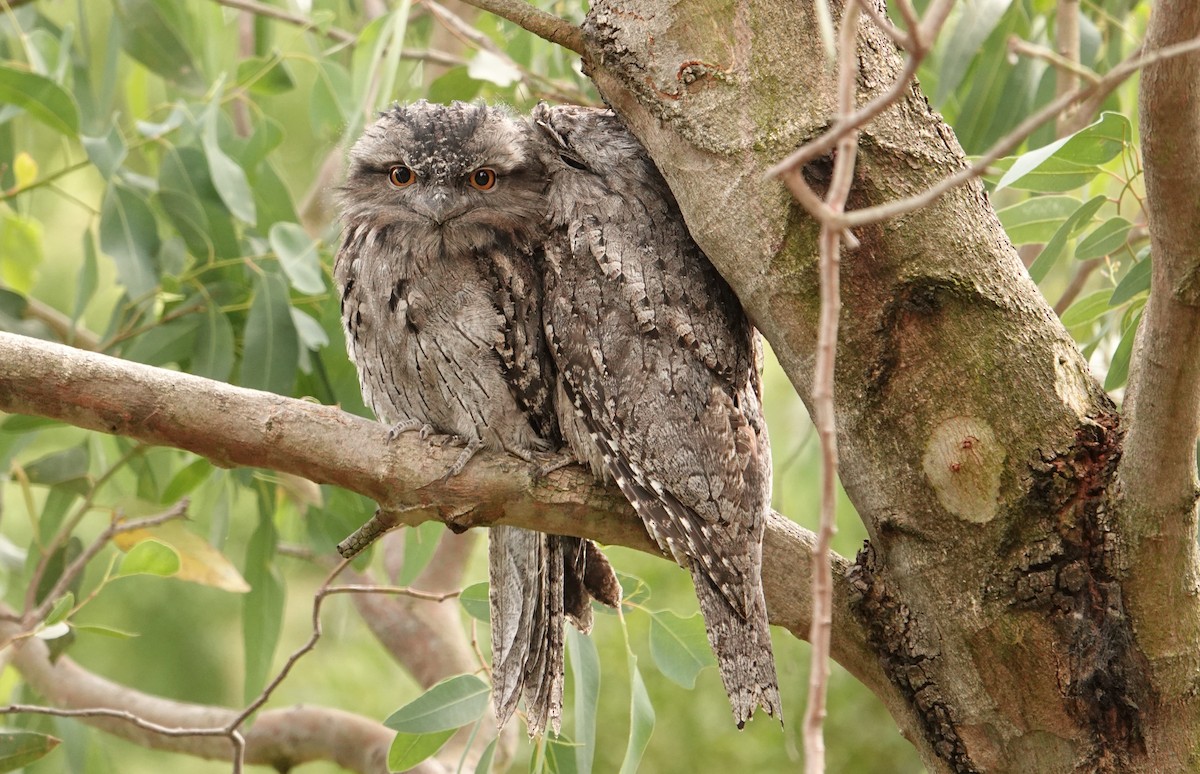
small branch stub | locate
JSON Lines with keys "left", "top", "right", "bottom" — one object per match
{"left": 921, "top": 416, "right": 1004, "bottom": 523}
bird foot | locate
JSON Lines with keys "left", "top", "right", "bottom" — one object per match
{"left": 534, "top": 452, "right": 577, "bottom": 479}
{"left": 443, "top": 437, "right": 484, "bottom": 478}
{"left": 386, "top": 418, "right": 433, "bottom": 442}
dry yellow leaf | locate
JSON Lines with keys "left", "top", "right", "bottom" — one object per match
{"left": 115, "top": 522, "right": 250, "bottom": 593}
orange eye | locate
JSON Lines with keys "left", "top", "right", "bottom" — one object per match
{"left": 468, "top": 168, "right": 496, "bottom": 191}
{"left": 388, "top": 165, "right": 415, "bottom": 187}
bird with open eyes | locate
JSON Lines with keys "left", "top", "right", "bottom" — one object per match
{"left": 334, "top": 100, "right": 620, "bottom": 736}
{"left": 529, "top": 103, "right": 782, "bottom": 727}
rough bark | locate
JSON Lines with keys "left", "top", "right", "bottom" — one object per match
{"left": 572, "top": 0, "right": 1200, "bottom": 771}
{"left": 1118, "top": 0, "right": 1200, "bottom": 765}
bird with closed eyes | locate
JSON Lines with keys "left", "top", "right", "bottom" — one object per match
{"left": 529, "top": 102, "right": 782, "bottom": 727}
{"left": 334, "top": 100, "right": 620, "bottom": 736}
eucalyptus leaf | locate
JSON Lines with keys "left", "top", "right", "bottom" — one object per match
{"left": 1059, "top": 290, "right": 1114, "bottom": 328}
{"left": 648, "top": 611, "right": 715, "bottom": 689}
{"left": 118, "top": 538, "right": 182, "bottom": 577}
{"left": 993, "top": 113, "right": 1130, "bottom": 192}
{"left": 0, "top": 65, "right": 80, "bottom": 135}
{"left": 241, "top": 271, "right": 299, "bottom": 395}
{"left": 1027, "top": 195, "right": 1106, "bottom": 283}
{"left": 387, "top": 729, "right": 455, "bottom": 772}
{"left": 1110, "top": 256, "right": 1151, "bottom": 306}
{"left": 996, "top": 196, "right": 1082, "bottom": 245}
{"left": 618, "top": 654, "right": 655, "bottom": 774}
{"left": 99, "top": 182, "right": 161, "bottom": 299}
{"left": 114, "top": 0, "right": 204, "bottom": 89}
{"left": 82, "top": 120, "right": 128, "bottom": 179}
{"left": 1104, "top": 311, "right": 1141, "bottom": 391}
{"left": 270, "top": 222, "right": 325, "bottom": 294}
{"left": 1075, "top": 216, "right": 1133, "bottom": 261}
{"left": 384, "top": 674, "right": 490, "bottom": 733}
{"left": 459, "top": 582, "right": 490, "bottom": 622}
{"left": 0, "top": 730, "right": 61, "bottom": 771}
{"left": 242, "top": 509, "right": 284, "bottom": 703}
{"left": 567, "top": 627, "right": 600, "bottom": 774}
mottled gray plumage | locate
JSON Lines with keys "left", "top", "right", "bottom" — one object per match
{"left": 530, "top": 103, "right": 781, "bottom": 727}
{"left": 334, "top": 101, "right": 619, "bottom": 736}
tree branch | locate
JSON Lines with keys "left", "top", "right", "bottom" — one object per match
{"left": 1, "top": 618, "right": 405, "bottom": 774}
{"left": 1118, "top": 1, "right": 1200, "bottom": 692}
{"left": 0, "top": 332, "right": 889, "bottom": 691}
{"left": 455, "top": 0, "right": 585, "bottom": 55}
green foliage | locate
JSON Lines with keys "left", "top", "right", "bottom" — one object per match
{"left": 0, "top": 730, "right": 60, "bottom": 772}
{"left": 946, "top": 12, "right": 1148, "bottom": 392}
{"left": 384, "top": 674, "right": 490, "bottom": 770}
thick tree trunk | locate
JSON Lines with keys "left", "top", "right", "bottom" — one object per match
{"left": 577, "top": 1, "right": 1200, "bottom": 771}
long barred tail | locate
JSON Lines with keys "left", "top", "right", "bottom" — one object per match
{"left": 489, "top": 526, "right": 620, "bottom": 736}
{"left": 689, "top": 557, "right": 781, "bottom": 727}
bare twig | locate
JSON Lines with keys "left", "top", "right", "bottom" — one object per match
{"left": 225, "top": 561, "right": 352, "bottom": 736}
{"left": 210, "top": 0, "right": 463, "bottom": 68}
{"left": 1055, "top": 0, "right": 1082, "bottom": 135}
{"left": 18, "top": 500, "right": 190, "bottom": 637}
{"left": 23, "top": 442, "right": 149, "bottom": 617}
{"left": 325, "top": 583, "right": 460, "bottom": 602}
{"left": 832, "top": 35, "right": 1200, "bottom": 228}
{"left": 6, "top": 292, "right": 100, "bottom": 350}
{"left": 454, "top": 0, "right": 585, "bottom": 55}
{"left": 767, "top": 0, "right": 956, "bottom": 215}
{"left": 854, "top": 0, "right": 906, "bottom": 49}
{"left": 801, "top": 5, "right": 862, "bottom": 772}
{"left": 1053, "top": 258, "right": 1103, "bottom": 315}
{"left": 211, "top": 0, "right": 356, "bottom": 44}
{"left": 424, "top": 0, "right": 594, "bottom": 103}
{"left": 1007, "top": 36, "right": 1098, "bottom": 85}
{"left": 1, "top": 611, "right": 398, "bottom": 773}
{"left": 0, "top": 703, "right": 234, "bottom": 739}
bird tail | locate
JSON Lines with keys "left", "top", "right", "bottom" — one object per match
{"left": 489, "top": 526, "right": 620, "bottom": 736}
{"left": 689, "top": 557, "right": 782, "bottom": 728}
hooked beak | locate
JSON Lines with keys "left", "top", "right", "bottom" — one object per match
{"left": 420, "top": 186, "right": 467, "bottom": 225}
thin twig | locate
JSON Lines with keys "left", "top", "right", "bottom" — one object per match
{"left": 423, "top": 1, "right": 594, "bottom": 103}
{"left": 20, "top": 499, "right": 187, "bottom": 634}
{"left": 765, "top": 0, "right": 956, "bottom": 213}
{"left": 24, "top": 503, "right": 189, "bottom": 626}
{"left": 454, "top": 0, "right": 585, "bottom": 55}
{"left": 7, "top": 292, "right": 100, "bottom": 350}
{"left": 24, "top": 442, "right": 149, "bottom": 614}
{"left": 211, "top": 0, "right": 356, "bottom": 44}
{"left": 0, "top": 704, "right": 234, "bottom": 739}
{"left": 324, "top": 583, "right": 461, "bottom": 602}
{"left": 1007, "top": 36, "right": 1098, "bottom": 85}
{"left": 854, "top": 0, "right": 908, "bottom": 49}
{"left": 803, "top": 4, "right": 861, "bottom": 772}
{"left": 224, "top": 559, "right": 352, "bottom": 736}
{"left": 1055, "top": 0, "right": 1082, "bottom": 135}
{"left": 836, "top": 35, "right": 1200, "bottom": 228}
{"left": 1053, "top": 258, "right": 1103, "bottom": 315}
{"left": 211, "top": 0, "right": 463, "bottom": 67}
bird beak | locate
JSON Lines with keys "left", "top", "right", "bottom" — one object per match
{"left": 423, "top": 186, "right": 464, "bottom": 225}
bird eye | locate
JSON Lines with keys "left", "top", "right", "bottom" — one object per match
{"left": 468, "top": 168, "right": 497, "bottom": 191}
{"left": 388, "top": 165, "right": 415, "bottom": 187}
{"left": 561, "top": 154, "right": 587, "bottom": 171}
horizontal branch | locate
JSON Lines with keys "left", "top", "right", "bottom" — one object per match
{"left": 0, "top": 332, "right": 882, "bottom": 685}
{"left": 2, "top": 618, "right": 405, "bottom": 774}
